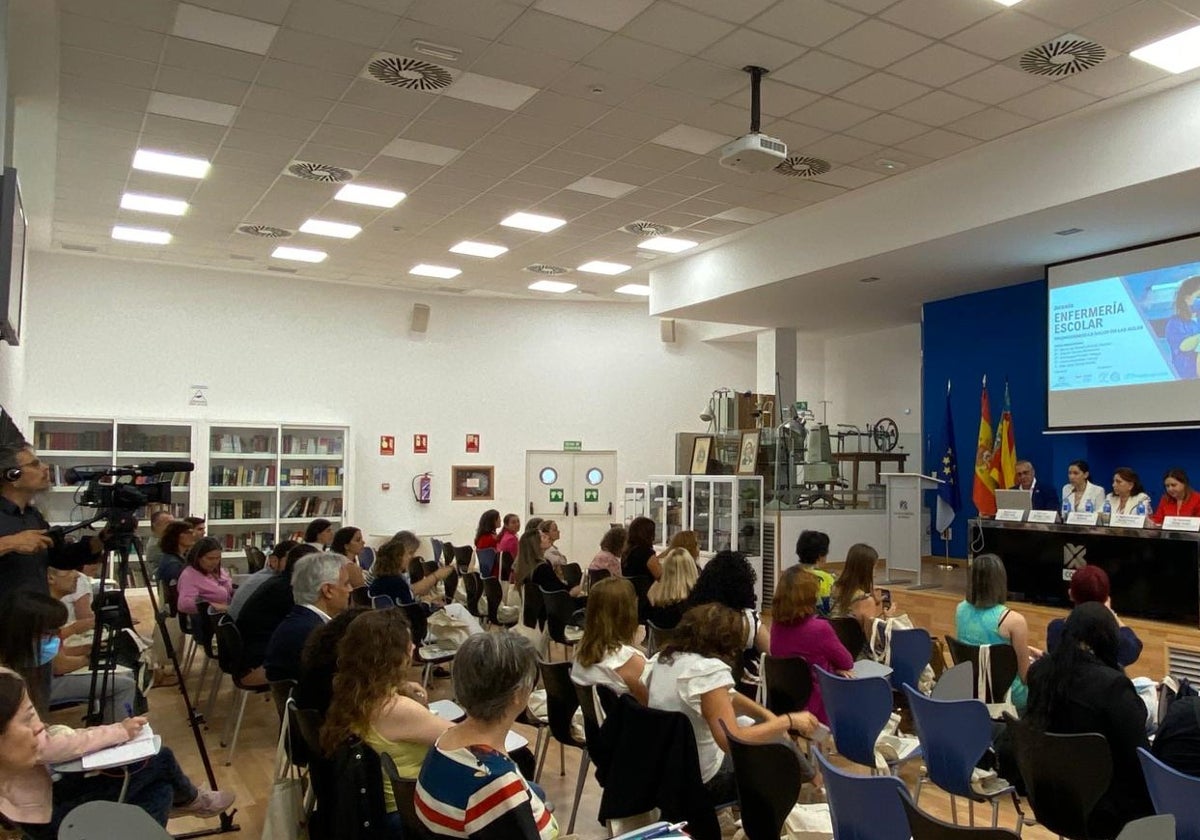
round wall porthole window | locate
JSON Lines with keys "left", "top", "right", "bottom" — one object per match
{"left": 539, "top": 467, "right": 558, "bottom": 485}
{"left": 586, "top": 468, "right": 604, "bottom": 485}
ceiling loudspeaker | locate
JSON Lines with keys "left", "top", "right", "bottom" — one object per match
{"left": 660, "top": 318, "right": 676, "bottom": 344}
{"left": 411, "top": 303, "right": 430, "bottom": 333}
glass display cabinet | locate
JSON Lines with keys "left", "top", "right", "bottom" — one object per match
{"left": 690, "top": 476, "right": 764, "bottom": 560}
{"left": 621, "top": 481, "right": 649, "bottom": 526}
{"left": 648, "top": 475, "right": 691, "bottom": 547}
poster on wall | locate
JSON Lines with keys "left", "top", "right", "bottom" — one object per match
{"left": 380, "top": 435, "right": 395, "bottom": 456}
{"left": 413, "top": 434, "right": 428, "bottom": 453}
{"left": 452, "top": 465, "right": 494, "bottom": 500}
{"left": 466, "top": 433, "right": 480, "bottom": 453}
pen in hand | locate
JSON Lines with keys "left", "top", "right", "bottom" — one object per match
{"left": 641, "top": 821, "right": 687, "bottom": 839}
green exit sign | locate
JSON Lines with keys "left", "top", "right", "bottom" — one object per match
{"left": 550, "top": 489, "right": 564, "bottom": 502}
{"left": 584, "top": 489, "right": 599, "bottom": 502}
{"left": 562, "top": 440, "right": 582, "bottom": 451}
{"left": 795, "top": 401, "right": 808, "bottom": 411}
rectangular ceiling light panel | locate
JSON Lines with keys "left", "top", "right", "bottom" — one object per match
{"left": 528, "top": 279, "right": 577, "bottom": 293}
{"left": 501, "top": 212, "right": 566, "bottom": 232}
{"left": 334, "top": 184, "right": 407, "bottom": 208}
{"left": 381, "top": 138, "right": 463, "bottom": 165}
{"left": 1131, "top": 25, "right": 1200, "bottom": 74}
{"left": 120, "top": 193, "right": 189, "bottom": 216}
{"left": 112, "top": 225, "right": 172, "bottom": 244}
{"left": 299, "top": 219, "right": 363, "bottom": 239}
{"left": 578, "top": 260, "right": 631, "bottom": 275}
{"left": 133, "top": 149, "right": 210, "bottom": 179}
{"left": 410, "top": 264, "right": 462, "bottom": 279}
{"left": 172, "top": 3, "right": 279, "bottom": 55}
{"left": 638, "top": 235, "right": 698, "bottom": 253}
{"left": 147, "top": 92, "right": 238, "bottom": 126}
{"left": 450, "top": 241, "right": 509, "bottom": 258}
{"left": 615, "top": 283, "right": 652, "bottom": 296}
{"left": 272, "top": 246, "right": 327, "bottom": 263}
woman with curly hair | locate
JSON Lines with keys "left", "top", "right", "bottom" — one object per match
{"left": 320, "top": 609, "right": 447, "bottom": 833}
{"left": 686, "top": 550, "right": 768, "bottom": 656}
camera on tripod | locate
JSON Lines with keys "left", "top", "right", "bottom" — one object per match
{"left": 62, "top": 460, "right": 194, "bottom": 545}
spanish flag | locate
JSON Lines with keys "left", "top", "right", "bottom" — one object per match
{"left": 990, "top": 379, "right": 1017, "bottom": 494}
{"left": 973, "top": 376, "right": 997, "bottom": 515}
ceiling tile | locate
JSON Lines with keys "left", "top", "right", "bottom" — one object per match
{"left": 174, "top": 3, "right": 280, "bottom": 54}
{"left": 382, "top": 137, "right": 463, "bottom": 165}
{"left": 60, "top": 13, "right": 166, "bottom": 62}
{"left": 468, "top": 43, "right": 574, "bottom": 89}
{"left": 947, "top": 11, "right": 1065, "bottom": 61}
{"left": 842, "top": 112, "right": 929, "bottom": 143}
{"left": 652, "top": 124, "right": 734, "bottom": 154}
{"left": 748, "top": 0, "right": 866, "bottom": 47}
{"left": 620, "top": 85, "right": 712, "bottom": 122}
{"left": 688, "top": 102, "right": 751, "bottom": 136}
{"left": 582, "top": 35, "right": 689, "bottom": 82}
{"left": 896, "top": 127, "right": 980, "bottom": 158}
{"left": 881, "top": 0, "right": 1000, "bottom": 39}
{"left": 887, "top": 43, "right": 992, "bottom": 87}
{"left": 511, "top": 165, "right": 583, "bottom": 189}
{"left": 59, "top": 0, "right": 177, "bottom": 31}
{"left": 700, "top": 28, "right": 807, "bottom": 72}
{"left": 823, "top": 20, "right": 933, "bottom": 69}
{"left": 1058, "top": 54, "right": 1169, "bottom": 97}
{"left": 223, "top": 127, "right": 302, "bottom": 156}
{"left": 565, "top": 175, "right": 638, "bottom": 197}
{"left": 623, "top": 4, "right": 736, "bottom": 54}
{"left": 284, "top": 0, "right": 398, "bottom": 48}
{"left": 674, "top": 0, "right": 777, "bottom": 23}
{"left": 534, "top": 0, "right": 655, "bottom": 31}
{"left": 518, "top": 91, "right": 611, "bottom": 127}
{"left": 255, "top": 59, "right": 357, "bottom": 100}
{"left": 190, "top": 0, "right": 296, "bottom": 25}
{"left": 836, "top": 73, "right": 930, "bottom": 110}
{"left": 1076, "top": 0, "right": 1198, "bottom": 53}
{"left": 712, "top": 205, "right": 776, "bottom": 223}
{"left": 892, "top": 90, "right": 986, "bottom": 126}
{"left": 802, "top": 132, "right": 883, "bottom": 163}
{"left": 759, "top": 119, "right": 831, "bottom": 149}
{"left": 60, "top": 47, "right": 157, "bottom": 89}
{"left": 147, "top": 91, "right": 239, "bottom": 125}
{"left": 811, "top": 165, "right": 885, "bottom": 188}
{"left": 766, "top": 179, "right": 844, "bottom": 204}
{"left": 379, "top": 20, "right": 494, "bottom": 66}
{"left": 267, "top": 28, "right": 375, "bottom": 76}
{"left": 737, "top": 80, "right": 823, "bottom": 117}
{"left": 592, "top": 161, "right": 664, "bottom": 186}
{"left": 620, "top": 142, "right": 705, "bottom": 172}
{"left": 590, "top": 108, "right": 679, "bottom": 141}
{"left": 1001, "top": 83, "right": 1098, "bottom": 121}
{"left": 772, "top": 51, "right": 873, "bottom": 94}
{"left": 1017, "top": 0, "right": 1143, "bottom": 30}
{"left": 59, "top": 76, "right": 151, "bottom": 114}
{"left": 338, "top": 79, "right": 429, "bottom": 116}
{"left": 162, "top": 35, "right": 266, "bottom": 81}
{"left": 651, "top": 173, "right": 721, "bottom": 196}
{"left": 851, "top": 146, "right": 934, "bottom": 171}
{"left": 558, "top": 130, "right": 644, "bottom": 158}
{"left": 323, "top": 102, "right": 408, "bottom": 135}
{"left": 500, "top": 10, "right": 611, "bottom": 61}
{"left": 832, "top": 0, "right": 903, "bottom": 12}
{"left": 155, "top": 65, "right": 251, "bottom": 105}
{"left": 442, "top": 72, "right": 540, "bottom": 110}
{"left": 944, "top": 107, "right": 1035, "bottom": 140}
{"left": 656, "top": 59, "right": 749, "bottom": 98}
{"left": 357, "top": 155, "right": 442, "bottom": 185}
{"left": 406, "top": 0, "right": 527, "bottom": 39}
{"left": 547, "top": 66, "right": 649, "bottom": 107}
{"left": 492, "top": 114, "right": 580, "bottom": 145}
{"left": 790, "top": 97, "right": 877, "bottom": 132}
{"left": 623, "top": 187, "right": 688, "bottom": 210}
{"left": 949, "top": 64, "right": 1049, "bottom": 104}
{"left": 58, "top": 103, "right": 145, "bottom": 133}
{"left": 242, "top": 84, "right": 337, "bottom": 121}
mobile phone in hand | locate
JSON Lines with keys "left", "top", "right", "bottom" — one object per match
{"left": 879, "top": 588, "right": 892, "bottom": 609}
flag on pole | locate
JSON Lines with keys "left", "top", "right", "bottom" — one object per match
{"left": 973, "top": 376, "right": 997, "bottom": 516}
{"left": 935, "top": 381, "right": 961, "bottom": 534}
{"left": 990, "top": 379, "right": 1017, "bottom": 493}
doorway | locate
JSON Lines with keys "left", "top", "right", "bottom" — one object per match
{"left": 525, "top": 450, "right": 618, "bottom": 564}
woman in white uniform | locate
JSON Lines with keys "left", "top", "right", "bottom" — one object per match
{"left": 1062, "top": 459, "right": 1106, "bottom": 513}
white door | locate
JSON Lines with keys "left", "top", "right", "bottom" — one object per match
{"left": 525, "top": 450, "right": 618, "bottom": 564}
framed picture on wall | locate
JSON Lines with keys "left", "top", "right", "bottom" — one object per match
{"left": 736, "top": 430, "right": 760, "bottom": 475}
{"left": 451, "top": 465, "right": 494, "bottom": 500}
{"left": 690, "top": 436, "right": 713, "bottom": 475}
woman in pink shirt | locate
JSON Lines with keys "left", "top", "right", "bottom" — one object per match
{"left": 769, "top": 566, "right": 854, "bottom": 724}
{"left": 496, "top": 513, "right": 521, "bottom": 579}
{"left": 176, "top": 537, "right": 234, "bottom": 617}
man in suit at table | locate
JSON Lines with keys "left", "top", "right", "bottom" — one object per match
{"left": 264, "top": 553, "right": 351, "bottom": 683}
{"left": 1013, "top": 460, "right": 1059, "bottom": 511}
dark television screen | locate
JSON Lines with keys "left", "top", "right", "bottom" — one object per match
{"left": 0, "top": 167, "right": 26, "bottom": 346}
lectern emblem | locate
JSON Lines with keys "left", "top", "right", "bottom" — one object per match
{"left": 1062, "top": 543, "right": 1086, "bottom": 580}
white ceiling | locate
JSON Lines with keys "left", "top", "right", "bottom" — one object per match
{"left": 26, "top": 0, "right": 1200, "bottom": 303}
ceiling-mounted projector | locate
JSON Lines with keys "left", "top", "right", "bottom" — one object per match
{"left": 719, "top": 65, "right": 787, "bottom": 174}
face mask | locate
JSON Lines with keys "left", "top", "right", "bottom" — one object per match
{"left": 37, "top": 635, "right": 61, "bottom": 665}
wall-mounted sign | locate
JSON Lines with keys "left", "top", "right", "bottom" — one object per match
{"left": 466, "top": 434, "right": 479, "bottom": 453}
{"left": 562, "top": 440, "right": 582, "bottom": 451}
{"left": 584, "top": 488, "right": 599, "bottom": 502}
{"left": 549, "top": 489, "right": 564, "bottom": 502}
{"left": 380, "top": 435, "right": 395, "bottom": 456}
{"left": 413, "top": 434, "right": 428, "bottom": 453}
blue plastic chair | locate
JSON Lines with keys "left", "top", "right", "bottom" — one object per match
{"left": 815, "top": 666, "right": 896, "bottom": 773}
{"left": 1138, "top": 747, "right": 1200, "bottom": 840}
{"left": 476, "top": 547, "right": 497, "bottom": 578}
{"left": 371, "top": 593, "right": 396, "bottom": 609}
{"left": 357, "top": 544, "right": 376, "bottom": 571}
{"left": 903, "top": 685, "right": 1019, "bottom": 829}
{"left": 889, "top": 628, "right": 932, "bottom": 692}
{"left": 816, "top": 749, "right": 910, "bottom": 840}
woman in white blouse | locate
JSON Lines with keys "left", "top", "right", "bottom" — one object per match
{"left": 1062, "top": 459, "right": 1106, "bottom": 513}
{"left": 1105, "top": 466, "right": 1152, "bottom": 515}
{"left": 570, "top": 577, "right": 648, "bottom": 704}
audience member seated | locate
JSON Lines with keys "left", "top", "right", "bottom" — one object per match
{"left": 1105, "top": 466, "right": 1152, "bottom": 516}
{"left": 516, "top": 528, "right": 583, "bottom": 609}
{"left": 769, "top": 566, "right": 853, "bottom": 725}
{"left": 183, "top": 516, "right": 206, "bottom": 538}
{"left": 329, "top": 527, "right": 367, "bottom": 589}
{"left": 1045, "top": 565, "right": 1142, "bottom": 667}
{"left": 1150, "top": 467, "right": 1200, "bottom": 525}
{"left": 1025, "top": 603, "right": 1153, "bottom": 838}
{"left": 645, "top": 547, "right": 698, "bottom": 630}
{"left": 153, "top": 521, "right": 195, "bottom": 591}
{"left": 796, "top": 530, "right": 835, "bottom": 616}
{"left": 0, "top": 669, "right": 233, "bottom": 838}
{"left": 321, "top": 609, "right": 447, "bottom": 834}
{"left": 293, "top": 607, "right": 369, "bottom": 715}
{"left": 497, "top": 513, "right": 520, "bottom": 573}
{"left": 686, "top": 550, "right": 768, "bottom": 671}
{"left": 416, "top": 633, "right": 554, "bottom": 840}
{"left": 1151, "top": 694, "right": 1200, "bottom": 778}
{"left": 474, "top": 509, "right": 501, "bottom": 575}
{"left": 236, "top": 544, "right": 319, "bottom": 685}
{"left": 264, "top": 554, "right": 351, "bottom": 683}
{"left": 646, "top": 603, "right": 817, "bottom": 806}
{"left": 955, "top": 553, "right": 1035, "bottom": 711}
{"left": 621, "top": 516, "right": 657, "bottom": 579}
{"left": 176, "top": 537, "right": 233, "bottom": 619}
{"left": 830, "top": 543, "right": 891, "bottom": 628}
{"left": 228, "top": 540, "right": 299, "bottom": 621}
{"left": 571, "top": 578, "right": 648, "bottom": 704}
{"left": 665, "top": 530, "right": 701, "bottom": 562}
{"left": 368, "top": 531, "right": 454, "bottom": 608}
{"left": 304, "top": 518, "right": 334, "bottom": 552}
{"left": 143, "top": 510, "right": 173, "bottom": 579}
{"left": 539, "top": 519, "right": 568, "bottom": 569}
{"left": 46, "top": 568, "right": 93, "bottom": 639}
{"left": 588, "top": 525, "right": 625, "bottom": 579}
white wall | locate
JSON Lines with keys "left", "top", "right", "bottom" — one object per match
{"left": 0, "top": 338, "right": 25, "bottom": 425}
{"left": 23, "top": 252, "right": 754, "bottom": 545}
{"left": 823, "top": 323, "right": 922, "bottom": 433}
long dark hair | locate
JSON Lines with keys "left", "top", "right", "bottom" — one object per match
{"left": 622, "top": 517, "right": 655, "bottom": 560}
{"left": 1114, "top": 466, "right": 1145, "bottom": 497}
{"left": 476, "top": 509, "right": 500, "bottom": 541}
{"left": 0, "top": 670, "right": 26, "bottom": 732}
{"left": 0, "top": 592, "right": 68, "bottom": 710}
{"left": 687, "top": 550, "right": 757, "bottom": 611}
{"left": 187, "top": 537, "right": 224, "bottom": 573}
{"left": 330, "top": 527, "right": 360, "bottom": 556}
{"left": 1165, "top": 467, "right": 1192, "bottom": 499}
{"left": 1025, "top": 602, "right": 1120, "bottom": 731}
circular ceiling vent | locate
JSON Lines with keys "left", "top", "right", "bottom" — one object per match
{"left": 524, "top": 264, "right": 570, "bottom": 275}
{"left": 620, "top": 220, "right": 674, "bottom": 237}
{"left": 775, "top": 156, "right": 832, "bottom": 178}
{"left": 365, "top": 54, "right": 455, "bottom": 91}
{"left": 1019, "top": 37, "right": 1106, "bottom": 77}
{"left": 285, "top": 161, "right": 357, "bottom": 183}
{"left": 236, "top": 224, "right": 293, "bottom": 239}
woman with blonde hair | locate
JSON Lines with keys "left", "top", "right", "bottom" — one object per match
{"left": 571, "top": 578, "right": 647, "bottom": 704}
{"left": 645, "top": 547, "right": 697, "bottom": 629}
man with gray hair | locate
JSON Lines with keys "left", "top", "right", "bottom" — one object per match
{"left": 264, "top": 553, "right": 350, "bottom": 682}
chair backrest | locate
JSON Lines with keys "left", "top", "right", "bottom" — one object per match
{"left": 283, "top": 697, "right": 313, "bottom": 769}
{"left": 1007, "top": 715, "right": 1112, "bottom": 839}
{"left": 429, "top": 538, "right": 443, "bottom": 566}
{"left": 889, "top": 628, "right": 933, "bottom": 692}
{"left": 828, "top": 616, "right": 867, "bottom": 658}
{"left": 931, "top": 661, "right": 974, "bottom": 701}
{"left": 903, "top": 684, "right": 992, "bottom": 800}
{"left": 357, "top": 545, "right": 376, "bottom": 571}
{"left": 762, "top": 654, "right": 814, "bottom": 716}
{"left": 371, "top": 594, "right": 396, "bottom": 609}
{"left": 194, "top": 600, "right": 220, "bottom": 657}
{"left": 442, "top": 566, "right": 459, "bottom": 604}
{"left": 245, "top": 545, "right": 266, "bottom": 573}
{"left": 292, "top": 705, "right": 325, "bottom": 758}
{"left": 721, "top": 720, "right": 808, "bottom": 840}
{"left": 645, "top": 621, "right": 679, "bottom": 657}
{"left": 379, "top": 751, "right": 435, "bottom": 839}
{"left": 213, "top": 615, "right": 245, "bottom": 678}
{"left": 462, "top": 571, "right": 484, "bottom": 617}
{"left": 816, "top": 749, "right": 910, "bottom": 840}
{"left": 901, "top": 791, "right": 1021, "bottom": 839}
{"left": 453, "top": 545, "right": 473, "bottom": 572}
{"left": 944, "top": 636, "right": 1017, "bottom": 703}
{"left": 587, "top": 568, "right": 611, "bottom": 589}
{"left": 626, "top": 575, "right": 653, "bottom": 622}
{"left": 1138, "top": 747, "right": 1200, "bottom": 840}
{"left": 522, "top": 582, "right": 544, "bottom": 629}
{"left": 477, "top": 547, "right": 497, "bottom": 578}
{"left": 1115, "top": 814, "right": 1177, "bottom": 840}
{"left": 537, "top": 660, "right": 585, "bottom": 747}
{"left": 441, "top": 541, "right": 454, "bottom": 564}
{"left": 562, "top": 562, "right": 583, "bottom": 589}
{"left": 58, "top": 801, "right": 173, "bottom": 840}
{"left": 816, "top": 666, "right": 893, "bottom": 769}
{"left": 409, "top": 558, "right": 426, "bottom": 584}
{"left": 400, "top": 602, "right": 431, "bottom": 647}
{"left": 330, "top": 738, "right": 389, "bottom": 840}
{"left": 499, "top": 550, "right": 516, "bottom": 581}
{"left": 268, "top": 679, "right": 296, "bottom": 722}
{"left": 349, "top": 585, "right": 371, "bottom": 607}
{"left": 540, "top": 587, "right": 580, "bottom": 644}
{"left": 482, "top": 577, "right": 510, "bottom": 625}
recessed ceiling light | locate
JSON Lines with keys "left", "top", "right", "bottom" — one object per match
{"left": 112, "top": 225, "right": 171, "bottom": 245}
{"left": 299, "top": 219, "right": 362, "bottom": 239}
{"left": 859, "top": 276, "right": 881, "bottom": 284}
{"left": 501, "top": 212, "right": 566, "bottom": 233}
{"left": 875, "top": 158, "right": 907, "bottom": 172}
{"left": 638, "top": 236, "right": 698, "bottom": 254}
{"left": 1055, "top": 228, "right": 1084, "bottom": 236}
{"left": 1131, "top": 24, "right": 1200, "bottom": 73}
{"left": 615, "top": 284, "right": 652, "bottom": 296}
{"left": 410, "top": 264, "right": 461, "bottom": 279}
{"left": 272, "top": 246, "right": 326, "bottom": 263}
{"left": 334, "top": 183, "right": 406, "bottom": 208}
{"left": 528, "top": 279, "right": 577, "bottom": 293}
{"left": 132, "top": 149, "right": 210, "bottom": 179}
{"left": 450, "top": 241, "right": 508, "bottom": 258}
{"left": 120, "top": 193, "right": 188, "bottom": 216}
{"left": 991, "top": 0, "right": 1023, "bottom": 5}
{"left": 578, "top": 260, "right": 631, "bottom": 275}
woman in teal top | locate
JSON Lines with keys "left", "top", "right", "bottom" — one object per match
{"left": 954, "top": 553, "right": 1039, "bottom": 711}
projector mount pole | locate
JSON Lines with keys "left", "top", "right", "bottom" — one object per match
{"left": 744, "top": 65, "right": 768, "bottom": 133}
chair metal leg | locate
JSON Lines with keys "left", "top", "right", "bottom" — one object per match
{"left": 534, "top": 733, "right": 550, "bottom": 783}
{"left": 568, "top": 751, "right": 589, "bottom": 834}
{"left": 560, "top": 741, "right": 565, "bottom": 777}
{"left": 950, "top": 795, "right": 958, "bottom": 824}
{"left": 530, "top": 727, "right": 545, "bottom": 775}
{"left": 204, "top": 671, "right": 224, "bottom": 722}
{"left": 991, "top": 799, "right": 999, "bottom": 828}
{"left": 914, "top": 776, "right": 923, "bottom": 807}
{"left": 968, "top": 799, "right": 975, "bottom": 826}
{"left": 225, "top": 691, "right": 250, "bottom": 765}
{"left": 194, "top": 654, "right": 209, "bottom": 697}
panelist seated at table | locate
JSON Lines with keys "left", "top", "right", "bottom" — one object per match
{"left": 1061, "top": 459, "right": 1107, "bottom": 513}
{"left": 1010, "top": 460, "right": 1059, "bottom": 511}
{"left": 1105, "top": 467, "right": 1153, "bottom": 517}
{"left": 1149, "top": 468, "right": 1200, "bottom": 526}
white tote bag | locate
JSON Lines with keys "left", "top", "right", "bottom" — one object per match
{"left": 261, "top": 715, "right": 305, "bottom": 840}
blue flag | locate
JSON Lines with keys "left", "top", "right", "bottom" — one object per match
{"left": 935, "top": 381, "right": 961, "bottom": 534}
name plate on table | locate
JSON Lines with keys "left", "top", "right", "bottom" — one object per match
{"left": 1066, "top": 511, "right": 1099, "bottom": 526}
{"left": 1110, "top": 513, "right": 1148, "bottom": 528}
{"left": 1163, "top": 516, "right": 1200, "bottom": 532}
{"left": 1027, "top": 510, "right": 1059, "bottom": 524}
{"left": 995, "top": 509, "right": 1026, "bottom": 522}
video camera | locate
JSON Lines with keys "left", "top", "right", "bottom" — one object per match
{"left": 63, "top": 460, "right": 194, "bottom": 538}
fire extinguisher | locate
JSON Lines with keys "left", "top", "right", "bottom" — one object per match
{"left": 412, "top": 472, "right": 432, "bottom": 504}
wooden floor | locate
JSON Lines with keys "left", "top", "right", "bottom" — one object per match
{"left": 57, "top": 564, "right": 1200, "bottom": 840}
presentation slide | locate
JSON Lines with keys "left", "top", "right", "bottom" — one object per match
{"left": 1047, "top": 236, "right": 1200, "bottom": 429}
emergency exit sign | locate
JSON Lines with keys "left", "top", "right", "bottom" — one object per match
{"left": 562, "top": 440, "right": 582, "bottom": 451}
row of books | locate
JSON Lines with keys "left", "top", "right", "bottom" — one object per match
{"left": 38, "top": 431, "right": 113, "bottom": 451}
{"left": 209, "top": 465, "right": 276, "bottom": 486}
{"left": 281, "top": 435, "right": 343, "bottom": 455}
{"left": 208, "top": 499, "right": 264, "bottom": 520}
{"left": 215, "top": 531, "right": 275, "bottom": 551}
{"left": 211, "top": 433, "right": 275, "bottom": 454}
{"left": 117, "top": 432, "right": 189, "bottom": 452}
{"left": 281, "top": 496, "right": 343, "bottom": 518}
{"left": 280, "top": 466, "right": 342, "bottom": 486}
